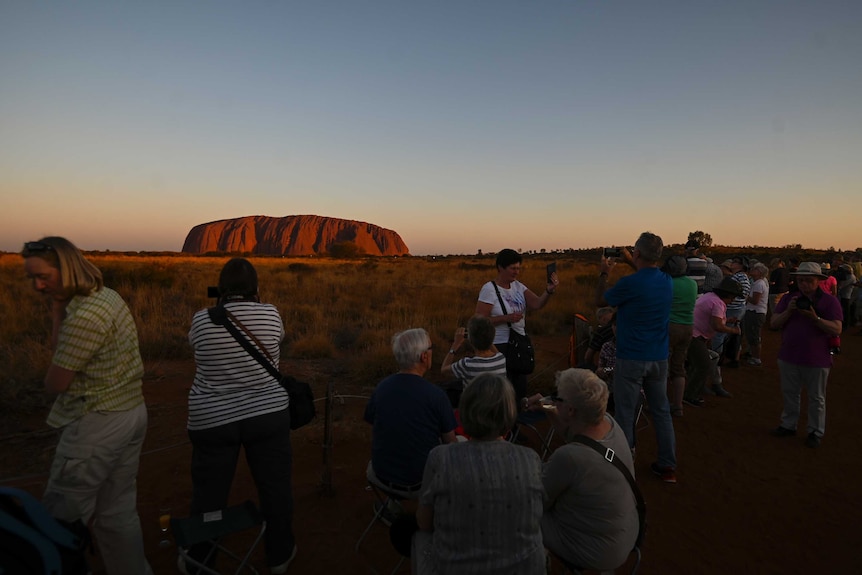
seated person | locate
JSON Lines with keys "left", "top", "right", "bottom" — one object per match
{"left": 583, "top": 307, "right": 615, "bottom": 369}
{"left": 540, "top": 369, "right": 639, "bottom": 571}
{"left": 595, "top": 313, "right": 617, "bottom": 385}
{"left": 441, "top": 315, "right": 507, "bottom": 384}
{"left": 595, "top": 313, "right": 617, "bottom": 413}
{"left": 364, "top": 328, "right": 458, "bottom": 497}
{"left": 413, "top": 374, "right": 546, "bottom": 575}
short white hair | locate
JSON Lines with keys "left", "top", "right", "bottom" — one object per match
{"left": 392, "top": 328, "right": 431, "bottom": 370}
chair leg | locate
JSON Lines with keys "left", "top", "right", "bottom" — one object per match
{"left": 355, "top": 493, "right": 389, "bottom": 552}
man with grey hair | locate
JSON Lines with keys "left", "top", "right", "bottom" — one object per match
{"left": 538, "top": 369, "right": 639, "bottom": 571}
{"left": 364, "top": 328, "right": 457, "bottom": 497}
{"left": 596, "top": 232, "right": 677, "bottom": 483}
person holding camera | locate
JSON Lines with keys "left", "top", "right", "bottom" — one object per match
{"left": 475, "top": 249, "right": 559, "bottom": 403}
{"left": 186, "top": 258, "right": 296, "bottom": 573}
{"left": 770, "top": 262, "right": 843, "bottom": 448}
{"left": 595, "top": 232, "right": 676, "bottom": 483}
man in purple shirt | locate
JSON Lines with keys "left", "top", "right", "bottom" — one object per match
{"left": 770, "top": 262, "right": 843, "bottom": 448}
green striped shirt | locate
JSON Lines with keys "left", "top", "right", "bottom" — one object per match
{"left": 48, "top": 287, "right": 145, "bottom": 428}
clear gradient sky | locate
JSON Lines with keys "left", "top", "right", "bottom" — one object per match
{"left": 2, "top": 1, "right": 860, "bottom": 255}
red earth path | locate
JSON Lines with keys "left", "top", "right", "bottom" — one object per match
{"left": 2, "top": 327, "right": 859, "bottom": 574}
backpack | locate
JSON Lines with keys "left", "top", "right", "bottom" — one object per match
{"left": 0, "top": 487, "right": 91, "bottom": 575}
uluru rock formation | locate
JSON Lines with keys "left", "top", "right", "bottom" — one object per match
{"left": 181, "top": 215, "right": 410, "bottom": 256}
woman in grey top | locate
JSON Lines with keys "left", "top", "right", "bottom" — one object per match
{"left": 413, "top": 373, "right": 545, "bottom": 575}
{"left": 537, "top": 368, "right": 639, "bottom": 571}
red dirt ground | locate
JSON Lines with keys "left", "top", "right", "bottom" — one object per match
{"left": 2, "top": 327, "right": 860, "bottom": 574}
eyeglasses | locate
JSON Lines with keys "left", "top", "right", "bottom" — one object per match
{"left": 23, "top": 241, "right": 53, "bottom": 253}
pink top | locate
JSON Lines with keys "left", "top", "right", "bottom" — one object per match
{"left": 693, "top": 292, "right": 726, "bottom": 340}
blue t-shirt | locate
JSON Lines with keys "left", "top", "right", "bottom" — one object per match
{"left": 603, "top": 267, "right": 673, "bottom": 361}
{"left": 364, "top": 373, "right": 457, "bottom": 486}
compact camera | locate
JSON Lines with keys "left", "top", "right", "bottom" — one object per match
{"left": 795, "top": 296, "right": 812, "bottom": 311}
{"left": 603, "top": 247, "right": 623, "bottom": 258}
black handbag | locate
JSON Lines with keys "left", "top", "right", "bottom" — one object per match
{"left": 491, "top": 282, "right": 535, "bottom": 375}
{"left": 207, "top": 306, "right": 316, "bottom": 430}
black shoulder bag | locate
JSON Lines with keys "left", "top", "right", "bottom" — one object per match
{"left": 570, "top": 434, "right": 646, "bottom": 547}
{"left": 491, "top": 281, "right": 535, "bottom": 374}
{"left": 207, "top": 306, "right": 316, "bottom": 430}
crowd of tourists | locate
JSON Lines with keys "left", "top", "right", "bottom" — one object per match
{"left": 16, "top": 234, "right": 856, "bottom": 574}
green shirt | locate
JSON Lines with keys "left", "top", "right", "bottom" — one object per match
{"left": 670, "top": 276, "right": 697, "bottom": 325}
{"left": 48, "top": 287, "right": 145, "bottom": 428}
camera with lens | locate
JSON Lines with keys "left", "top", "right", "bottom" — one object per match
{"left": 795, "top": 296, "right": 812, "bottom": 311}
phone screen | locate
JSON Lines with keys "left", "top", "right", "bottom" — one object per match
{"left": 546, "top": 262, "right": 557, "bottom": 283}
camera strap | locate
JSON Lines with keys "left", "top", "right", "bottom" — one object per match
{"left": 491, "top": 281, "right": 513, "bottom": 328}
{"left": 207, "top": 306, "right": 281, "bottom": 382}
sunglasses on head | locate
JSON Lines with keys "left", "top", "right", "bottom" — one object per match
{"left": 23, "top": 241, "right": 54, "bottom": 253}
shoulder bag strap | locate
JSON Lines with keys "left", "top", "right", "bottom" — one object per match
{"left": 491, "top": 281, "right": 513, "bottom": 328}
{"left": 207, "top": 306, "right": 281, "bottom": 382}
{"left": 570, "top": 434, "right": 646, "bottom": 545}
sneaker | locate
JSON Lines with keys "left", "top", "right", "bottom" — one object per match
{"left": 650, "top": 462, "right": 677, "bottom": 484}
{"left": 271, "top": 544, "right": 298, "bottom": 574}
{"left": 747, "top": 358, "right": 762, "bottom": 366}
{"left": 373, "top": 500, "right": 399, "bottom": 527}
{"left": 805, "top": 432, "right": 821, "bottom": 449}
{"left": 711, "top": 385, "right": 733, "bottom": 398}
{"left": 682, "top": 397, "right": 705, "bottom": 408}
{"left": 771, "top": 426, "right": 796, "bottom": 437}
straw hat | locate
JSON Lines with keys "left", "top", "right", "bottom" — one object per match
{"left": 790, "top": 262, "right": 827, "bottom": 279}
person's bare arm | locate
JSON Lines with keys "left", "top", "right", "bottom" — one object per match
{"left": 441, "top": 430, "right": 457, "bottom": 444}
{"left": 475, "top": 301, "right": 522, "bottom": 326}
{"left": 44, "top": 364, "right": 76, "bottom": 394}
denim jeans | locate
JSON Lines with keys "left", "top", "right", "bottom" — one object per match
{"left": 614, "top": 358, "right": 677, "bottom": 469}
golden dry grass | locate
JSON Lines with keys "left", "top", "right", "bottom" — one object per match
{"left": 0, "top": 252, "right": 606, "bottom": 412}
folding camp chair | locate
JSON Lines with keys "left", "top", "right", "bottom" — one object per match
{"left": 355, "top": 462, "right": 417, "bottom": 574}
{"left": 509, "top": 409, "right": 556, "bottom": 461}
{"left": 172, "top": 500, "right": 266, "bottom": 575}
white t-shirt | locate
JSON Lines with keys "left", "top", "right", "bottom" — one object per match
{"left": 478, "top": 280, "right": 528, "bottom": 344}
{"left": 745, "top": 278, "right": 769, "bottom": 314}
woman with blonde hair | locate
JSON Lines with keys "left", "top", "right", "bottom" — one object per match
{"left": 22, "top": 237, "right": 152, "bottom": 575}
{"left": 413, "top": 373, "right": 545, "bottom": 574}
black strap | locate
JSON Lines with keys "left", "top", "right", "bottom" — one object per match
{"left": 207, "top": 306, "right": 281, "bottom": 383}
{"left": 570, "top": 434, "right": 646, "bottom": 547}
{"left": 490, "top": 281, "right": 513, "bottom": 328}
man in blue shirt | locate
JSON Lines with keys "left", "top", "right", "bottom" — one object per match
{"left": 596, "top": 232, "right": 677, "bottom": 483}
{"left": 364, "top": 328, "right": 457, "bottom": 497}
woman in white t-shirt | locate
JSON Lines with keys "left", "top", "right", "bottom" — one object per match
{"left": 743, "top": 262, "right": 770, "bottom": 366}
{"left": 475, "top": 249, "right": 558, "bottom": 401}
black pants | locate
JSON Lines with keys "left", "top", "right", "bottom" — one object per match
{"left": 188, "top": 409, "right": 295, "bottom": 569}
{"left": 495, "top": 342, "right": 528, "bottom": 402}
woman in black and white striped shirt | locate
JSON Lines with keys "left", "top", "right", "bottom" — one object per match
{"left": 185, "top": 258, "right": 296, "bottom": 574}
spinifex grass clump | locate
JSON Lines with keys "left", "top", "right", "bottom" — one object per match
{"left": 0, "top": 253, "right": 598, "bottom": 413}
